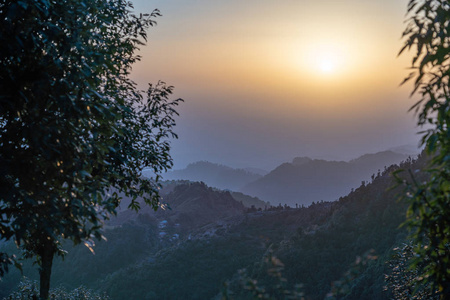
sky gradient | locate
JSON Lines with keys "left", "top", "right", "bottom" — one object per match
{"left": 132, "top": 0, "right": 420, "bottom": 170}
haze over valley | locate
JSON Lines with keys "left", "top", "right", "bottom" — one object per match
{"left": 0, "top": 153, "right": 427, "bottom": 299}
{"left": 132, "top": 0, "right": 420, "bottom": 171}
{"left": 157, "top": 150, "right": 416, "bottom": 207}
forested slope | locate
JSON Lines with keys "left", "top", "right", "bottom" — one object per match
{"left": 0, "top": 155, "right": 426, "bottom": 299}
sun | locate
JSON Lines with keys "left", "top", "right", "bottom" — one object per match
{"left": 296, "top": 41, "right": 348, "bottom": 77}
{"left": 319, "top": 59, "right": 335, "bottom": 74}
{"left": 316, "top": 50, "right": 341, "bottom": 75}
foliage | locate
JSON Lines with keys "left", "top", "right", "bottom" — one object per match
{"left": 385, "top": 242, "right": 439, "bottom": 299}
{"left": 0, "top": 0, "right": 181, "bottom": 298}
{"left": 277, "top": 161, "right": 418, "bottom": 300}
{"left": 4, "top": 277, "right": 109, "bottom": 300}
{"left": 326, "top": 250, "right": 378, "bottom": 300}
{"left": 222, "top": 249, "right": 305, "bottom": 300}
{"left": 398, "top": 0, "right": 450, "bottom": 297}
{"left": 97, "top": 235, "right": 265, "bottom": 300}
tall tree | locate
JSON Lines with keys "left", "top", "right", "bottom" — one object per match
{"left": 0, "top": 0, "right": 182, "bottom": 299}
{"left": 399, "top": 0, "right": 450, "bottom": 298}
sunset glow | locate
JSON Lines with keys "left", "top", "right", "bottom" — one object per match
{"left": 131, "top": 0, "right": 417, "bottom": 169}
{"left": 319, "top": 59, "right": 335, "bottom": 73}
{"left": 310, "top": 45, "right": 344, "bottom": 75}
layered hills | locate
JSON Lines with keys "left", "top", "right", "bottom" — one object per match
{"left": 240, "top": 150, "right": 409, "bottom": 206}
{"left": 110, "top": 181, "right": 246, "bottom": 232}
{"left": 159, "top": 161, "right": 265, "bottom": 191}
{"left": 158, "top": 151, "right": 409, "bottom": 207}
{"left": 0, "top": 153, "right": 424, "bottom": 300}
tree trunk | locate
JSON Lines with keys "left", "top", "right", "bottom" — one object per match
{"left": 39, "top": 240, "right": 54, "bottom": 300}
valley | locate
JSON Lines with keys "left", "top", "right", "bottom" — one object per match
{"left": 0, "top": 152, "right": 424, "bottom": 299}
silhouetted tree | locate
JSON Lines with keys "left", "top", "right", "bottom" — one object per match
{"left": 397, "top": 0, "right": 450, "bottom": 298}
{"left": 0, "top": 1, "right": 182, "bottom": 298}
{"left": 385, "top": 243, "right": 439, "bottom": 299}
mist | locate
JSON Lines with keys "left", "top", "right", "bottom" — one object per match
{"left": 130, "top": 0, "right": 420, "bottom": 170}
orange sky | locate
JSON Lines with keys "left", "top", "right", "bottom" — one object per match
{"left": 132, "top": 0, "right": 420, "bottom": 170}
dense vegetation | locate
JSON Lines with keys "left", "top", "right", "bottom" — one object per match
{"left": 0, "top": 155, "right": 425, "bottom": 299}
{"left": 1, "top": 0, "right": 448, "bottom": 298}
{"left": 397, "top": 0, "right": 450, "bottom": 297}
{"left": 0, "top": 1, "right": 181, "bottom": 298}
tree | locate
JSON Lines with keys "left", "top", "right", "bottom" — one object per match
{"left": 385, "top": 243, "right": 439, "bottom": 299}
{"left": 398, "top": 0, "right": 450, "bottom": 298}
{"left": 5, "top": 278, "right": 109, "bottom": 300}
{"left": 0, "top": 0, "right": 182, "bottom": 299}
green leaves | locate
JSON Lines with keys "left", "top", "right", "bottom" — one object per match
{"left": 385, "top": 242, "right": 440, "bottom": 299}
{"left": 398, "top": 0, "right": 450, "bottom": 297}
{"left": 0, "top": 0, "right": 182, "bottom": 296}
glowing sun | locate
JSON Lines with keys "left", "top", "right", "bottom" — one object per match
{"left": 319, "top": 59, "right": 336, "bottom": 73}
{"left": 298, "top": 42, "right": 348, "bottom": 77}
{"left": 316, "top": 50, "right": 341, "bottom": 75}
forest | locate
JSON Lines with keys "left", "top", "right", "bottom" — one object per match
{"left": 0, "top": 153, "right": 434, "bottom": 299}
{"left": 1, "top": 0, "right": 449, "bottom": 299}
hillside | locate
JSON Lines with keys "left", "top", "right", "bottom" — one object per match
{"left": 110, "top": 181, "right": 246, "bottom": 231}
{"left": 0, "top": 154, "right": 426, "bottom": 300}
{"left": 0, "top": 181, "right": 248, "bottom": 298}
{"left": 155, "top": 182, "right": 245, "bottom": 231}
{"left": 230, "top": 191, "right": 270, "bottom": 209}
{"left": 157, "top": 161, "right": 264, "bottom": 191}
{"left": 240, "top": 150, "right": 409, "bottom": 206}
{"left": 158, "top": 180, "right": 270, "bottom": 210}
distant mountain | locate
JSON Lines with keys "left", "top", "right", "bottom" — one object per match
{"left": 160, "top": 180, "right": 269, "bottom": 209}
{"left": 240, "top": 150, "right": 409, "bottom": 206}
{"left": 243, "top": 167, "right": 269, "bottom": 176}
{"left": 156, "top": 182, "right": 245, "bottom": 229}
{"left": 159, "top": 161, "right": 263, "bottom": 191}
{"left": 388, "top": 144, "right": 422, "bottom": 156}
{"left": 111, "top": 181, "right": 245, "bottom": 230}
{"left": 349, "top": 150, "right": 411, "bottom": 166}
{"left": 114, "top": 180, "right": 267, "bottom": 224}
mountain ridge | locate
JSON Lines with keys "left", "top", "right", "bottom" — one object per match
{"left": 240, "top": 150, "right": 410, "bottom": 206}
{"left": 158, "top": 161, "right": 264, "bottom": 191}
{"left": 0, "top": 153, "right": 427, "bottom": 300}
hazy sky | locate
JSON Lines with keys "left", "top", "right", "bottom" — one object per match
{"left": 132, "top": 0, "right": 420, "bottom": 170}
